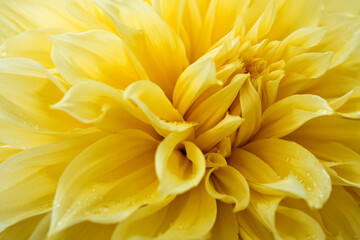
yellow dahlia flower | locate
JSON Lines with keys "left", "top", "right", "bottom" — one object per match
{"left": 1, "top": 0, "right": 360, "bottom": 239}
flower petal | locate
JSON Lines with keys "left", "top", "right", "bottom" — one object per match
{"left": 254, "top": 94, "right": 334, "bottom": 139}
{"left": 95, "top": 0, "right": 188, "bottom": 97}
{"left": 234, "top": 78, "right": 262, "bottom": 147}
{"left": 195, "top": 114, "right": 243, "bottom": 152}
{"left": 152, "top": 0, "right": 185, "bottom": 34}
{"left": 0, "top": 28, "right": 67, "bottom": 69}
{"left": 52, "top": 81, "right": 156, "bottom": 137}
{"left": 186, "top": 74, "right": 248, "bottom": 134}
{"left": 0, "top": 133, "right": 102, "bottom": 231}
{"left": 0, "top": 58, "right": 87, "bottom": 133}
{"left": 50, "top": 130, "right": 163, "bottom": 234}
{"left": 173, "top": 58, "right": 220, "bottom": 116}
{"left": 210, "top": 201, "right": 239, "bottom": 240}
{"left": 111, "top": 185, "right": 216, "bottom": 240}
{"left": 51, "top": 30, "right": 148, "bottom": 88}
{"left": 205, "top": 165, "right": 250, "bottom": 212}
{"left": 0, "top": 145, "right": 21, "bottom": 163}
{"left": 0, "top": 0, "right": 87, "bottom": 43}
{"left": 155, "top": 129, "right": 205, "bottom": 195}
{"left": 244, "top": 139, "right": 332, "bottom": 209}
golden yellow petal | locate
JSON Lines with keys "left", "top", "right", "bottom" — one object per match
{"left": 152, "top": 0, "right": 185, "bottom": 34}
{"left": 205, "top": 165, "right": 249, "bottom": 212}
{"left": 209, "top": 201, "right": 239, "bottom": 240}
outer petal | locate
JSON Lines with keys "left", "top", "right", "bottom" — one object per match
{"left": 0, "top": 58, "right": 87, "bottom": 133}
{"left": 95, "top": 0, "right": 188, "bottom": 97}
{"left": 51, "top": 30, "right": 148, "bottom": 88}
{"left": 323, "top": 0, "right": 360, "bottom": 15}
{"left": 254, "top": 94, "right": 334, "bottom": 139}
{"left": 0, "top": 0, "right": 88, "bottom": 43}
{"left": 0, "top": 133, "right": 102, "bottom": 231}
{"left": 50, "top": 130, "right": 164, "bottom": 234}
{"left": 244, "top": 139, "right": 332, "bottom": 209}
{"left": 152, "top": 0, "right": 185, "bottom": 34}
{"left": 155, "top": 129, "right": 205, "bottom": 195}
{"left": 0, "top": 28, "right": 67, "bottom": 69}
{"left": 111, "top": 184, "right": 217, "bottom": 240}
{"left": 0, "top": 145, "right": 21, "bottom": 163}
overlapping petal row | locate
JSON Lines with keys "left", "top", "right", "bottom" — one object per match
{"left": 0, "top": 0, "right": 360, "bottom": 239}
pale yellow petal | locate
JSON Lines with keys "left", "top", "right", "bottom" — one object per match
{"left": 0, "top": 28, "right": 67, "bottom": 69}
{"left": 0, "top": 133, "right": 102, "bottom": 231}
{"left": 28, "top": 213, "right": 51, "bottom": 240}
{"left": 314, "top": 13, "right": 360, "bottom": 67}
{"left": 244, "top": 139, "right": 331, "bottom": 209}
{"left": 51, "top": 30, "right": 147, "bottom": 88}
{"left": 210, "top": 201, "right": 239, "bottom": 240}
{"left": 0, "top": 58, "right": 87, "bottom": 133}
{"left": 329, "top": 86, "right": 360, "bottom": 119}
{"left": 64, "top": 0, "right": 117, "bottom": 32}
{"left": 112, "top": 185, "right": 216, "bottom": 240}
{"left": 0, "top": 0, "right": 87, "bottom": 43}
{"left": 95, "top": 0, "right": 188, "bottom": 97}
{"left": 205, "top": 165, "right": 249, "bottom": 212}
{"left": 254, "top": 94, "right": 333, "bottom": 139}
{"left": 50, "top": 130, "right": 163, "bottom": 234}
{"left": 155, "top": 129, "right": 205, "bottom": 195}
{"left": 0, "top": 145, "right": 21, "bottom": 163}
{"left": 323, "top": 0, "right": 360, "bottom": 15}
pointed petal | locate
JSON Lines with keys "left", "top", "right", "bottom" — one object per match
{"left": 112, "top": 185, "right": 217, "bottom": 240}
{"left": 155, "top": 129, "right": 205, "bottom": 195}
{"left": 152, "top": 0, "right": 185, "bottom": 34}
{"left": 186, "top": 74, "right": 248, "bottom": 134}
{"left": 173, "top": 58, "right": 220, "bottom": 116}
{"left": 244, "top": 139, "right": 332, "bottom": 209}
{"left": 0, "top": 133, "right": 102, "bottom": 231}
{"left": 95, "top": 0, "right": 188, "bottom": 97}
{"left": 205, "top": 165, "right": 249, "bottom": 212}
{"left": 195, "top": 114, "right": 243, "bottom": 152}
{"left": 50, "top": 130, "right": 163, "bottom": 234}
{"left": 254, "top": 94, "right": 334, "bottom": 139}
{"left": 234, "top": 78, "right": 262, "bottom": 147}
{"left": 51, "top": 30, "right": 148, "bottom": 88}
